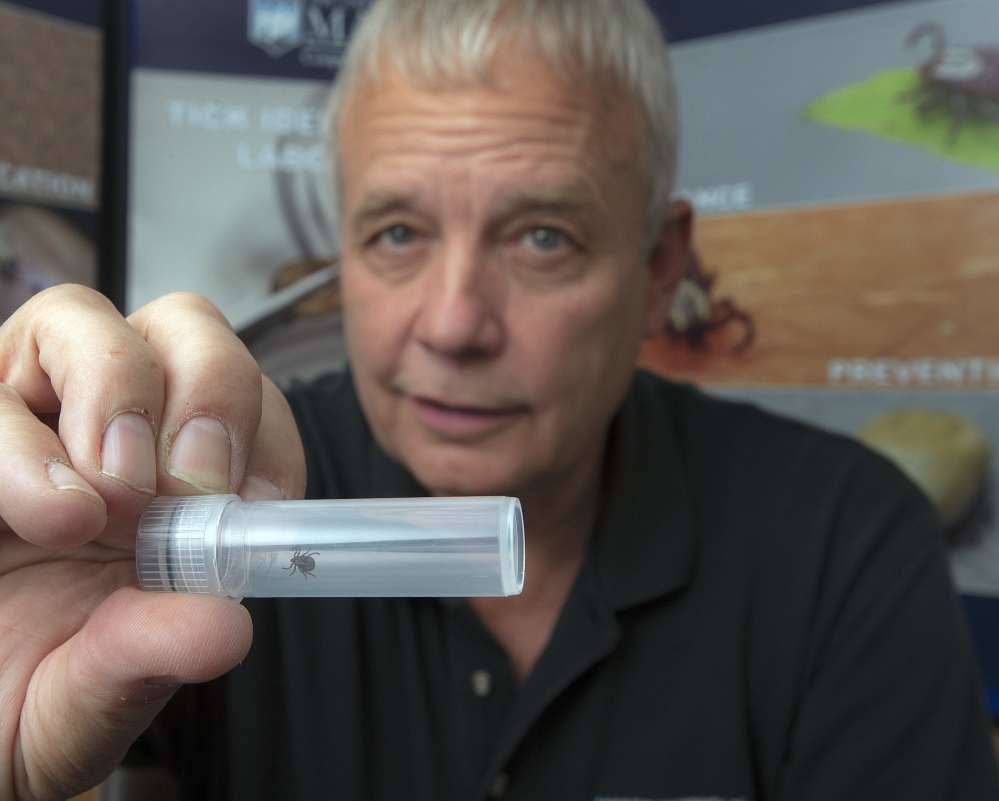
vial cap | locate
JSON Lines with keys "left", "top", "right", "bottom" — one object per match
{"left": 136, "top": 494, "right": 241, "bottom": 598}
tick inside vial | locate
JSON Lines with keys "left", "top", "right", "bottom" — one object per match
{"left": 284, "top": 546, "right": 319, "bottom": 579}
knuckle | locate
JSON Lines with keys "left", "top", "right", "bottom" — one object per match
{"left": 22, "top": 285, "right": 118, "bottom": 334}
{"left": 130, "top": 295, "right": 250, "bottom": 380}
{"left": 0, "top": 287, "right": 108, "bottom": 372}
{"left": 30, "top": 283, "right": 110, "bottom": 310}
{"left": 135, "top": 291, "right": 229, "bottom": 328}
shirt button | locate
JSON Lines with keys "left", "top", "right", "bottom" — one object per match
{"left": 470, "top": 669, "right": 493, "bottom": 697}
{"left": 487, "top": 771, "right": 509, "bottom": 798}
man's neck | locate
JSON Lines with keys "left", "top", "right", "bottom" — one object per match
{"left": 467, "top": 448, "right": 605, "bottom": 685}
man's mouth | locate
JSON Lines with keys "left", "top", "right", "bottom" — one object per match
{"left": 409, "top": 395, "right": 525, "bottom": 438}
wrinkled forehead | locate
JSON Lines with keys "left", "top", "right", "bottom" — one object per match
{"left": 336, "top": 48, "right": 646, "bottom": 191}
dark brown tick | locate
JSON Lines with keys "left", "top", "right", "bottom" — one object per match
{"left": 665, "top": 251, "right": 754, "bottom": 353}
{"left": 904, "top": 22, "right": 999, "bottom": 143}
{"left": 284, "top": 546, "right": 319, "bottom": 579}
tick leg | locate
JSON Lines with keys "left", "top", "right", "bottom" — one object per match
{"left": 945, "top": 93, "right": 968, "bottom": 143}
{"left": 705, "top": 299, "right": 756, "bottom": 352}
{"left": 977, "top": 99, "right": 999, "bottom": 122}
{"left": 915, "top": 87, "right": 946, "bottom": 116}
{"left": 713, "top": 301, "right": 755, "bottom": 351}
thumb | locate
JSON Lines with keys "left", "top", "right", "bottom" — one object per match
{"left": 17, "top": 588, "right": 251, "bottom": 801}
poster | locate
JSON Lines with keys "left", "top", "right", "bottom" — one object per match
{"left": 640, "top": 0, "right": 999, "bottom": 603}
{"left": 0, "top": 0, "right": 102, "bottom": 322}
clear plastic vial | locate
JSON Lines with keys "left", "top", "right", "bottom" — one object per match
{"left": 136, "top": 495, "right": 524, "bottom": 601}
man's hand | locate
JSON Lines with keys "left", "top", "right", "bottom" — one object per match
{"left": 0, "top": 286, "right": 306, "bottom": 800}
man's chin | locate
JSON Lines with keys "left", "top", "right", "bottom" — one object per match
{"left": 407, "top": 452, "right": 525, "bottom": 498}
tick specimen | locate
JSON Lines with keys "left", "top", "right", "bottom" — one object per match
{"left": 284, "top": 546, "right": 320, "bottom": 579}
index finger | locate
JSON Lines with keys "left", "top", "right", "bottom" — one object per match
{"left": 0, "top": 285, "right": 165, "bottom": 543}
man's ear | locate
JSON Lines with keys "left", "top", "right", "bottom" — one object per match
{"left": 642, "top": 198, "right": 693, "bottom": 339}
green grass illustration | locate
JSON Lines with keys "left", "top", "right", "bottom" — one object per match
{"left": 803, "top": 67, "right": 999, "bottom": 173}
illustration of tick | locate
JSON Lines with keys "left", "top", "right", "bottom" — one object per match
{"left": 665, "top": 252, "right": 754, "bottom": 352}
{"left": 903, "top": 22, "right": 999, "bottom": 143}
{"left": 284, "top": 546, "right": 319, "bottom": 579}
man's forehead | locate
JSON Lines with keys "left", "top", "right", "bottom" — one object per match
{"left": 349, "top": 40, "right": 627, "bottom": 110}
{"left": 337, "top": 52, "right": 643, "bottom": 170}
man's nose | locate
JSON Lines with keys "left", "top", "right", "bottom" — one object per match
{"left": 413, "top": 241, "right": 505, "bottom": 361}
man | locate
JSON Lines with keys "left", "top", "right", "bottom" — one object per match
{"left": 0, "top": 0, "right": 996, "bottom": 799}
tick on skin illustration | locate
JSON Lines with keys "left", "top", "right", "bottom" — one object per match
{"left": 903, "top": 23, "right": 999, "bottom": 144}
{"left": 664, "top": 251, "right": 754, "bottom": 353}
{"left": 804, "top": 22, "right": 999, "bottom": 172}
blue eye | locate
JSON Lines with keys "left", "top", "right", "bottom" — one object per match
{"left": 525, "top": 227, "right": 565, "bottom": 252}
{"left": 382, "top": 224, "right": 416, "bottom": 246}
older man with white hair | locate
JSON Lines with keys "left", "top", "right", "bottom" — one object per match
{"left": 0, "top": 1, "right": 996, "bottom": 799}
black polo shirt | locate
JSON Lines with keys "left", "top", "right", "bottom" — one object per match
{"left": 160, "top": 369, "right": 999, "bottom": 800}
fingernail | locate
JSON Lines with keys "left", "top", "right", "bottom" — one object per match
{"left": 46, "top": 460, "right": 102, "bottom": 500}
{"left": 100, "top": 413, "right": 156, "bottom": 494}
{"left": 238, "top": 472, "right": 286, "bottom": 502}
{"left": 167, "top": 417, "right": 231, "bottom": 493}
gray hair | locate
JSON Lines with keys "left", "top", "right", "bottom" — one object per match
{"left": 326, "top": 0, "right": 680, "bottom": 238}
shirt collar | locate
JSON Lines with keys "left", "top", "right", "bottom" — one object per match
{"left": 589, "top": 371, "right": 699, "bottom": 611}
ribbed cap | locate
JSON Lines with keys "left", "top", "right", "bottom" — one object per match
{"left": 136, "top": 494, "right": 240, "bottom": 597}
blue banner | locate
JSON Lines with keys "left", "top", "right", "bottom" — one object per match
{"left": 130, "top": 0, "right": 908, "bottom": 79}
{"left": 649, "top": 0, "right": 910, "bottom": 42}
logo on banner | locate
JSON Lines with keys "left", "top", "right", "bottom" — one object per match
{"left": 248, "top": 0, "right": 305, "bottom": 57}
{"left": 248, "top": 0, "right": 373, "bottom": 70}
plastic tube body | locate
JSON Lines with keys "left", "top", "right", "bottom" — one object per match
{"left": 136, "top": 495, "right": 524, "bottom": 601}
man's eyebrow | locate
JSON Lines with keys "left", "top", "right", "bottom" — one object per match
{"left": 492, "top": 187, "right": 601, "bottom": 220}
{"left": 352, "top": 191, "right": 419, "bottom": 235}
{"left": 350, "top": 186, "right": 601, "bottom": 234}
